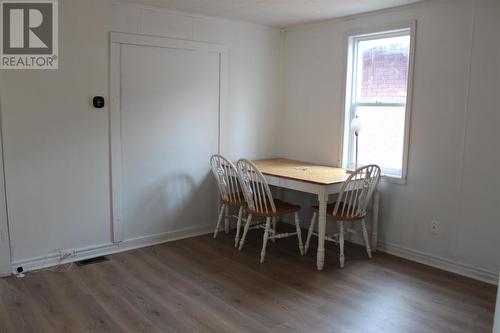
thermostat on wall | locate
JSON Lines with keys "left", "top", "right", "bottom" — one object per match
{"left": 93, "top": 96, "right": 105, "bottom": 108}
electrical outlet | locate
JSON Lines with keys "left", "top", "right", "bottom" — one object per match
{"left": 57, "top": 249, "right": 75, "bottom": 261}
{"left": 431, "top": 220, "right": 440, "bottom": 235}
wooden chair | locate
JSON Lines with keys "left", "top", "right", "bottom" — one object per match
{"left": 210, "top": 154, "right": 246, "bottom": 247}
{"left": 236, "top": 159, "right": 304, "bottom": 263}
{"left": 304, "top": 165, "right": 381, "bottom": 268}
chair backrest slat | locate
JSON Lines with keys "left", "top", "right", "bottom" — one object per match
{"left": 333, "top": 165, "right": 381, "bottom": 219}
{"left": 236, "top": 159, "right": 276, "bottom": 214}
{"left": 210, "top": 154, "right": 243, "bottom": 204}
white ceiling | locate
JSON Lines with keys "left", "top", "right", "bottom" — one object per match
{"left": 118, "top": 0, "right": 423, "bottom": 27}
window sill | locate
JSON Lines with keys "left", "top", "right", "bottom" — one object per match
{"left": 380, "top": 174, "right": 407, "bottom": 185}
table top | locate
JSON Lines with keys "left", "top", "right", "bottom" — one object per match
{"left": 253, "top": 158, "right": 350, "bottom": 185}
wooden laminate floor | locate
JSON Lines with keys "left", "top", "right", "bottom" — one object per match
{"left": 0, "top": 228, "right": 496, "bottom": 333}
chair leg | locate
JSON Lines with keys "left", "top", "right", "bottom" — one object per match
{"left": 294, "top": 212, "right": 304, "bottom": 255}
{"left": 338, "top": 221, "right": 345, "bottom": 268}
{"left": 361, "top": 218, "right": 372, "bottom": 259}
{"left": 304, "top": 212, "right": 317, "bottom": 254}
{"left": 260, "top": 217, "right": 272, "bottom": 263}
{"left": 238, "top": 214, "right": 253, "bottom": 251}
{"left": 234, "top": 206, "right": 244, "bottom": 248}
{"left": 224, "top": 205, "right": 230, "bottom": 234}
{"left": 271, "top": 217, "right": 277, "bottom": 242}
{"left": 213, "top": 204, "right": 225, "bottom": 239}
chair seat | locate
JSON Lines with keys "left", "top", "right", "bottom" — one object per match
{"left": 311, "top": 202, "right": 366, "bottom": 221}
{"left": 249, "top": 199, "right": 301, "bottom": 217}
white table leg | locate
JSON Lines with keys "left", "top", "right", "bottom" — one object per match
{"left": 317, "top": 192, "right": 328, "bottom": 271}
{"left": 371, "top": 188, "right": 380, "bottom": 252}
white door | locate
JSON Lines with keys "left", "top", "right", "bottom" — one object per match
{"left": 0, "top": 130, "right": 10, "bottom": 276}
{"left": 111, "top": 34, "right": 223, "bottom": 242}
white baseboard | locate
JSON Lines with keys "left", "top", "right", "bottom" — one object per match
{"left": 12, "top": 223, "right": 498, "bottom": 286}
{"left": 11, "top": 224, "right": 213, "bottom": 274}
{"left": 377, "top": 241, "right": 499, "bottom": 285}
{"left": 331, "top": 232, "right": 498, "bottom": 285}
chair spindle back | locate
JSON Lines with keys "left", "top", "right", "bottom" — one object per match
{"left": 334, "top": 165, "right": 381, "bottom": 219}
{"left": 236, "top": 159, "right": 276, "bottom": 214}
{"left": 210, "top": 154, "right": 243, "bottom": 204}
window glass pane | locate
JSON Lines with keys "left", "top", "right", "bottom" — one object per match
{"left": 356, "top": 34, "right": 410, "bottom": 103}
{"left": 355, "top": 105, "right": 405, "bottom": 174}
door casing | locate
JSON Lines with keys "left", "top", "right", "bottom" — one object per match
{"left": 0, "top": 104, "right": 11, "bottom": 276}
{"left": 109, "top": 32, "right": 228, "bottom": 243}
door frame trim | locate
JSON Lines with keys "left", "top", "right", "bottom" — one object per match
{"left": 109, "top": 32, "right": 228, "bottom": 243}
{"left": 0, "top": 98, "right": 11, "bottom": 276}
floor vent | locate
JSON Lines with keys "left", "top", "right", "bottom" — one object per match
{"left": 75, "top": 256, "right": 109, "bottom": 266}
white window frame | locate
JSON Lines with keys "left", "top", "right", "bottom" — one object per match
{"left": 340, "top": 21, "right": 416, "bottom": 183}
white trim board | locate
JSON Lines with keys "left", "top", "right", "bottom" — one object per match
{"left": 378, "top": 241, "right": 499, "bottom": 285}
{"left": 109, "top": 31, "right": 228, "bottom": 243}
{"left": 0, "top": 102, "right": 10, "bottom": 277}
{"left": 322, "top": 230, "right": 498, "bottom": 285}
{"left": 110, "top": 32, "right": 228, "bottom": 53}
{"left": 12, "top": 224, "right": 499, "bottom": 286}
{"left": 11, "top": 224, "right": 213, "bottom": 274}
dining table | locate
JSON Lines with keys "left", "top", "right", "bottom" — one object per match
{"left": 252, "top": 158, "right": 380, "bottom": 271}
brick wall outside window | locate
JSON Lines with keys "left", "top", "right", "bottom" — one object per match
{"left": 360, "top": 45, "right": 409, "bottom": 102}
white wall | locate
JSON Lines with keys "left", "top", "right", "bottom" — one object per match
{"left": 280, "top": 0, "right": 500, "bottom": 283}
{"left": 0, "top": 0, "right": 281, "bottom": 268}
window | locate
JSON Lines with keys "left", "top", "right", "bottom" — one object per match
{"left": 342, "top": 27, "right": 414, "bottom": 179}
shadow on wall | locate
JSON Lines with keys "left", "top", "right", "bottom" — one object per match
{"left": 126, "top": 171, "right": 218, "bottom": 237}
